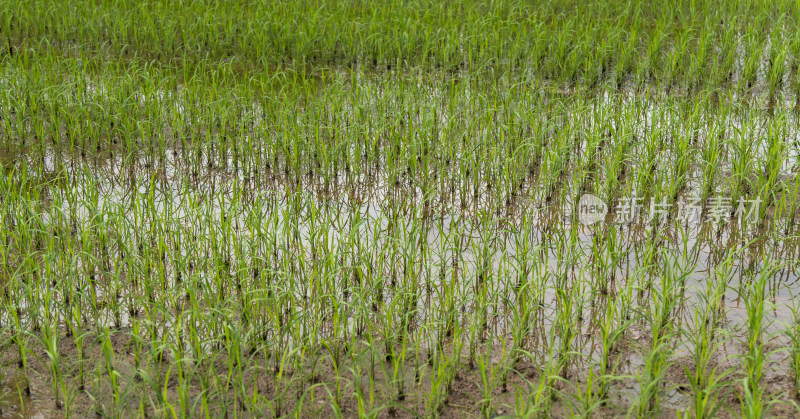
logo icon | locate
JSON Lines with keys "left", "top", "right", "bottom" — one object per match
{"left": 577, "top": 194, "right": 607, "bottom": 225}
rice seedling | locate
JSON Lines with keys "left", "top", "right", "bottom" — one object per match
{"left": 631, "top": 248, "right": 686, "bottom": 417}
{"left": 2, "top": 0, "right": 800, "bottom": 416}
{"left": 788, "top": 300, "right": 800, "bottom": 401}
{"left": 681, "top": 255, "right": 733, "bottom": 419}
{"left": 737, "top": 262, "right": 787, "bottom": 418}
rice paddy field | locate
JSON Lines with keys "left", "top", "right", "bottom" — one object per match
{"left": 5, "top": 0, "right": 800, "bottom": 417}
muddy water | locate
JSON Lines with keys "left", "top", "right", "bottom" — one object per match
{"left": 1, "top": 144, "right": 800, "bottom": 415}
{"left": 4, "top": 146, "right": 800, "bottom": 320}
{"left": 0, "top": 376, "right": 36, "bottom": 419}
